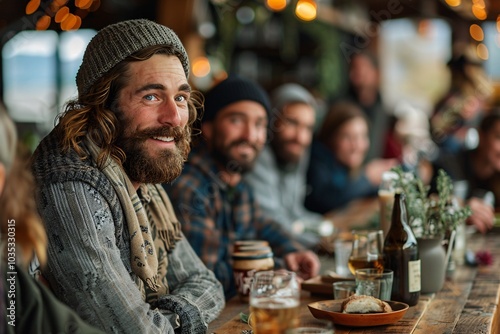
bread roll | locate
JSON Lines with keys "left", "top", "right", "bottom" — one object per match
{"left": 341, "top": 295, "right": 392, "bottom": 314}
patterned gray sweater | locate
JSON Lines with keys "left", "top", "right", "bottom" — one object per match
{"left": 31, "top": 130, "right": 224, "bottom": 333}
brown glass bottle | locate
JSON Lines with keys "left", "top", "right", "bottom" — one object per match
{"left": 383, "top": 192, "right": 420, "bottom": 306}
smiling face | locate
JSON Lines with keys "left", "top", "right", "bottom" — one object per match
{"left": 113, "top": 54, "right": 191, "bottom": 186}
{"left": 202, "top": 100, "right": 268, "bottom": 175}
{"left": 271, "top": 102, "right": 315, "bottom": 164}
{"left": 330, "top": 116, "right": 369, "bottom": 170}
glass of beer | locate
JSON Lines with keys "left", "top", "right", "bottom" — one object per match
{"left": 249, "top": 270, "right": 300, "bottom": 334}
{"left": 378, "top": 171, "right": 398, "bottom": 238}
{"left": 348, "top": 230, "right": 384, "bottom": 276}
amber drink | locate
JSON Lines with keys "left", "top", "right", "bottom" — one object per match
{"left": 378, "top": 171, "right": 398, "bottom": 238}
{"left": 348, "top": 255, "right": 384, "bottom": 275}
{"left": 249, "top": 270, "right": 300, "bottom": 334}
{"left": 348, "top": 230, "right": 384, "bottom": 276}
{"left": 250, "top": 297, "right": 300, "bottom": 334}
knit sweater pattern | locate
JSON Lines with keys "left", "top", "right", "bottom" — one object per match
{"left": 31, "top": 129, "right": 224, "bottom": 333}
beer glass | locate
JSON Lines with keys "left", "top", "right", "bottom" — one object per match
{"left": 378, "top": 171, "right": 398, "bottom": 238}
{"left": 347, "top": 230, "right": 384, "bottom": 276}
{"left": 249, "top": 270, "right": 300, "bottom": 334}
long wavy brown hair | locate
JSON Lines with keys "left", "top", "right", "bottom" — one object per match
{"left": 0, "top": 107, "right": 47, "bottom": 267}
{"left": 57, "top": 45, "right": 202, "bottom": 168}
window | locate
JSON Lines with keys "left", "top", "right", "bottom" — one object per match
{"left": 2, "top": 29, "right": 95, "bottom": 132}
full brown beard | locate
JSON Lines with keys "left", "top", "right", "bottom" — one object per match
{"left": 212, "top": 139, "right": 260, "bottom": 174}
{"left": 271, "top": 137, "right": 304, "bottom": 165}
{"left": 116, "top": 126, "right": 190, "bottom": 184}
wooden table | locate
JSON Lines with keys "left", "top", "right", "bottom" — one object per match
{"left": 208, "top": 198, "right": 500, "bottom": 333}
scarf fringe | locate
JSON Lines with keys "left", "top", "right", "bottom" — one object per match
{"left": 157, "top": 221, "right": 182, "bottom": 252}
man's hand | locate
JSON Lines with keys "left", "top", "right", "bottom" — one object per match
{"left": 284, "top": 250, "right": 320, "bottom": 281}
{"left": 466, "top": 197, "right": 494, "bottom": 234}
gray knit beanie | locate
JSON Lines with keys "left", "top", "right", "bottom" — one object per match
{"left": 76, "top": 19, "right": 189, "bottom": 97}
{"left": 271, "top": 83, "right": 316, "bottom": 112}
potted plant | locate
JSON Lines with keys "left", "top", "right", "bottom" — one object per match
{"left": 390, "top": 167, "right": 472, "bottom": 293}
{"left": 391, "top": 167, "right": 471, "bottom": 237}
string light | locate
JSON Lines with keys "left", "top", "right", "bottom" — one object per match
{"left": 55, "top": 6, "right": 70, "bottom": 23}
{"left": 476, "top": 43, "right": 489, "bottom": 60}
{"left": 469, "top": 24, "right": 484, "bottom": 41}
{"left": 472, "top": 0, "right": 488, "bottom": 20}
{"left": 26, "top": 0, "right": 99, "bottom": 31}
{"left": 444, "top": 0, "right": 461, "bottom": 6}
{"left": 192, "top": 57, "right": 211, "bottom": 78}
{"left": 26, "top": 0, "right": 41, "bottom": 15}
{"left": 266, "top": 0, "right": 287, "bottom": 12}
{"left": 36, "top": 15, "right": 52, "bottom": 30}
{"left": 295, "top": 0, "right": 317, "bottom": 21}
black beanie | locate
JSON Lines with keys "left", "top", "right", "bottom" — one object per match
{"left": 202, "top": 75, "right": 271, "bottom": 123}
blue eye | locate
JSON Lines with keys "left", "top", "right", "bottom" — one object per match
{"left": 144, "top": 94, "right": 158, "bottom": 101}
{"left": 175, "top": 95, "right": 186, "bottom": 102}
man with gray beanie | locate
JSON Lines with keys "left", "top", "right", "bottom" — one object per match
{"left": 245, "top": 83, "right": 333, "bottom": 249}
{"left": 165, "top": 75, "right": 320, "bottom": 300}
{"left": 30, "top": 19, "right": 224, "bottom": 333}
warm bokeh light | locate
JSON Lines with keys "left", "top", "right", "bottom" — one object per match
{"left": 266, "top": 0, "right": 287, "bottom": 12}
{"left": 36, "top": 15, "right": 51, "bottom": 30}
{"left": 469, "top": 24, "right": 484, "bottom": 41}
{"left": 497, "top": 15, "right": 500, "bottom": 32}
{"left": 26, "top": 0, "right": 41, "bottom": 15}
{"left": 444, "top": 0, "right": 461, "bottom": 6}
{"left": 55, "top": 6, "right": 70, "bottom": 23}
{"left": 295, "top": 0, "right": 317, "bottom": 21}
{"left": 72, "top": 15, "right": 82, "bottom": 30}
{"left": 76, "top": 0, "right": 94, "bottom": 10}
{"left": 54, "top": 0, "right": 69, "bottom": 6}
{"left": 61, "top": 13, "right": 77, "bottom": 31}
{"left": 24, "top": 0, "right": 100, "bottom": 31}
{"left": 472, "top": 0, "right": 485, "bottom": 9}
{"left": 472, "top": 5, "right": 487, "bottom": 20}
{"left": 89, "top": 0, "right": 101, "bottom": 12}
{"left": 476, "top": 43, "right": 489, "bottom": 60}
{"left": 192, "top": 57, "right": 211, "bottom": 78}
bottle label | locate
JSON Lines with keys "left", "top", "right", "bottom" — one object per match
{"left": 408, "top": 259, "right": 421, "bottom": 292}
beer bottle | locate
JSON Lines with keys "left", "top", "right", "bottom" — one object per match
{"left": 383, "top": 192, "right": 420, "bottom": 306}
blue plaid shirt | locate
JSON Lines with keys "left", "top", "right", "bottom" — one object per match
{"left": 164, "top": 143, "right": 303, "bottom": 299}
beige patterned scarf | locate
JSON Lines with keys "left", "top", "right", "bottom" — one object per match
{"left": 84, "top": 138, "right": 182, "bottom": 295}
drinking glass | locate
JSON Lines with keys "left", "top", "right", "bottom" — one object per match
{"left": 378, "top": 171, "right": 398, "bottom": 238}
{"left": 333, "top": 281, "right": 357, "bottom": 299}
{"left": 347, "top": 230, "right": 384, "bottom": 276}
{"left": 285, "top": 318, "right": 334, "bottom": 334}
{"left": 249, "top": 270, "right": 301, "bottom": 334}
{"left": 334, "top": 238, "right": 353, "bottom": 277}
{"left": 355, "top": 268, "right": 393, "bottom": 301}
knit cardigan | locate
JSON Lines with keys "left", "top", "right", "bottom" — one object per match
{"left": 31, "top": 129, "right": 224, "bottom": 334}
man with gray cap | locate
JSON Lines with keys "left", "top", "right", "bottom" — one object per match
{"left": 30, "top": 19, "right": 224, "bottom": 333}
{"left": 165, "top": 75, "right": 320, "bottom": 300}
{"left": 245, "top": 83, "right": 332, "bottom": 249}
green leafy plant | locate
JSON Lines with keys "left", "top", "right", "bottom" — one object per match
{"left": 391, "top": 167, "right": 472, "bottom": 238}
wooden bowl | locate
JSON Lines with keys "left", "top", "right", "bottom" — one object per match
{"left": 308, "top": 299, "right": 409, "bottom": 327}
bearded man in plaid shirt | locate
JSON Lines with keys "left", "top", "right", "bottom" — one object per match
{"left": 165, "top": 75, "right": 320, "bottom": 299}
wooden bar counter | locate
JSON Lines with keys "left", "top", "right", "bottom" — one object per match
{"left": 208, "top": 227, "right": 500, "bottom": 333}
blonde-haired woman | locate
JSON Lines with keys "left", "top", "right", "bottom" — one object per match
{"left": 0, "top": 104, "right": 104, "bottom": 333}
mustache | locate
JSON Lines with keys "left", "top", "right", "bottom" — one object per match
{"left": 131, "top": 126, "right": 187, "bottom": 142}
{"left": 228, "top": 140, "right": 259, "bottom": 152}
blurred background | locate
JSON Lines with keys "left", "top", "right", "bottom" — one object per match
{"left": 1, "top": 0, "right": 500, "bottom": 149}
